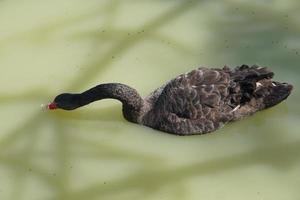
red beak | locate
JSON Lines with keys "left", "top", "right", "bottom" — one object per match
{"left": 47, "top": 102, "right": 58, "bottom": 110}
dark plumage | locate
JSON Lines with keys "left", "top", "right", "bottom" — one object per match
{"left": 48, "top": 65, "right": 293, "bottom": 135}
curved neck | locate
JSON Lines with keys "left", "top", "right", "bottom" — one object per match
{"left": 80, "top": 83, "right": 143, "bottom": 122}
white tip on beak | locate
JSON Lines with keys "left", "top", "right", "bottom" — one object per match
{"left": 40, "top": 103, "right": 48, "bottom": 111}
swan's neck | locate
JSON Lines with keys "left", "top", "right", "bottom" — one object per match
{"left": 80, "top": 83, "right": 144, "bottom": 123}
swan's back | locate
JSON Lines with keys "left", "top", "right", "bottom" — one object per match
{"left": 159, "top": 68, "right": 230, "bottom": 116}
{"left": 141, "top": 65, "right": 292, "bottom": 135}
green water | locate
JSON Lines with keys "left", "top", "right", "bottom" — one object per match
{"left": 1, "top": 1, "right": 300, "bottom": 200}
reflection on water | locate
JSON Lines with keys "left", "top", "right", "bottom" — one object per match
{"left": 0, "top": 0, "right": 300, "bottom": 200}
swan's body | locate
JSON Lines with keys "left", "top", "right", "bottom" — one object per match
{"left": 49, "top": 65, "right": 293, "bottom": 135}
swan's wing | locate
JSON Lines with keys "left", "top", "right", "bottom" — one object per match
{"left": 145, "top": 65, "right": 292, "bottom": 135}
{"left": 150, "top": 68, "right": 233, "bottom": 135}
{"left": 156, "top": 67, "right": 231, "bottom": 118}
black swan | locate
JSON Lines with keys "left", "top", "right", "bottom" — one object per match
{"left": 47, "top": 65, "right": 293, "bottom": 135}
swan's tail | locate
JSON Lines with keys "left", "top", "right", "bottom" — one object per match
{"left": 229, "top": 64, "right": 293, "bottom": 109}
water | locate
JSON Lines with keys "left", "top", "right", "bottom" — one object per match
{"left": 1, "top": 1, "right": 300, "bottom": 200}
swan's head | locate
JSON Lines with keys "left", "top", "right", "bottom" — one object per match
{"left": 48, "top": 93, "right": 81, "bottom": 110}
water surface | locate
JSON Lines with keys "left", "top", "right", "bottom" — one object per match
{"left": 1, "top": 1, "right": 300, "bottom": 200}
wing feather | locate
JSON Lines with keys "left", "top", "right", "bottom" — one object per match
{"left": 154, "top": 68, "right": 231, "bottom": 120}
